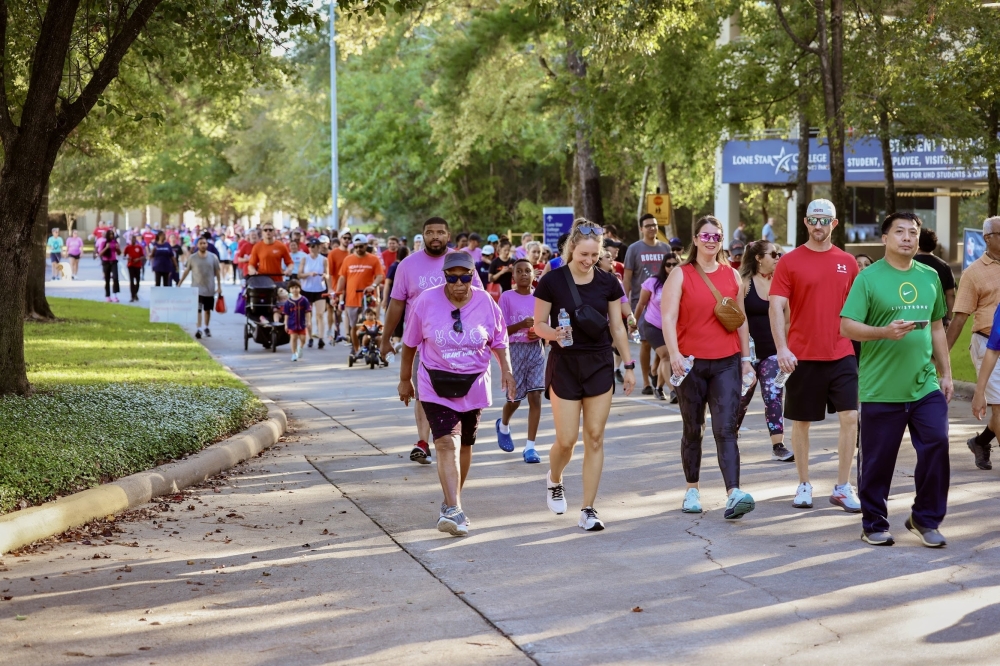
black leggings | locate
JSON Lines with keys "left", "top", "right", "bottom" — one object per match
{"left": 128, "top": 266, "right": 142, "bottom": 298}
{"left": 676, "top": 352, "right": 742, "bottom": 491}
{"left": 155, "top": 271, "right": 172, "bottom": 286}
{"left": 102, "top": 260, "right": 120, "bottom": 297}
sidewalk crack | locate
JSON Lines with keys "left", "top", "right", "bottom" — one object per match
{"left": 301, "top": 399, "right": 386, "bottom": 454}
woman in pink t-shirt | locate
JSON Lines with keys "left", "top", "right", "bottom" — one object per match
{"left": 398, "top": 251, "right": 514, "bottom": 537}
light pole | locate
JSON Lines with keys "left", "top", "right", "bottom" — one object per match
{"left": 329, "top": 1, "right": 339, "bottom": 230}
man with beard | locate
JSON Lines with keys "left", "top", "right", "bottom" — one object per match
{"left": 770, "top": 199, "right": 861, "bottom": 514}
{"left": 336, "top": 234, "right": 384, "bottom": 354}
{"left": 381, "top": 217, "right": 484, "bottom": 464}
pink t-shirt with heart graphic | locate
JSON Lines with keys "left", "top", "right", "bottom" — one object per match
{"left": 498, "top": 289, "right": 535, "bottom": 343}
{"left": 389, "top": 249, "right": 484, "bottom": 306}
{"left": 402, "top": 285, "right": 508, "bottom": 412}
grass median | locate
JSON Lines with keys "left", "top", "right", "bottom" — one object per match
{"left": 0, "top": 297, "right": 266, "bottom": 514}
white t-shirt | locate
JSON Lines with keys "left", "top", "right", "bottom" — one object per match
{"left": 301, "top": 254, "right": 327, "bottom": 292}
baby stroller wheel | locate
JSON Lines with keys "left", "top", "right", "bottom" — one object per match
{"left": 271, "top": 328, "right": 278, "bottom": 353}
{"left": 243, "top": 323, "right": 250, "bottom": 351}
{"left": 348, "top": 353, "right": 355, "bottom": 367}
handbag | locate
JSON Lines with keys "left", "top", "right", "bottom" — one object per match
{"left": 562, "top": 266, "right": 608, "bottom": 341}
{"left": 485, "top": 282, "right": 502, "bottom": 302}
{"left": 215, "top": 295, "right": 227, "bottom": 314}
{"left": 234, "top": 289, "right": 246, "bottom": 315}
{"left": 423, "top": 365, "right": 480, "bottom": 398}
{"left": 694, "top": 263, "right": 745, "bottom": 332}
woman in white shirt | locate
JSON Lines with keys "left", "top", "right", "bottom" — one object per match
{"left": 299, "top": 239, "right": 329, "bottom": 349}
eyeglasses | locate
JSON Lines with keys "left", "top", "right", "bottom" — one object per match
{"left": 577, "top": 224, "right": 604, "bottom": 236}
{"left": 985, "top": 233, "right": 1000, "bottom": 239}
{"left": 805, "top": 216, "right": 833, "bottom": 227}
{"left": 451, "top": 308, "right": 463, "bottom": 333}
{"left": 262, "top": 228, "right": 274, "bottom": 233}
{"left": 642, "top": 223, "right": 658, "bottom": 230}
{"left": 444, "top": 273, "right": 473, "bottom": 284}
{"left": 765, "top": 251, "right": 782, "bottom": 259}
{"left": 697, "top": 232, "right": 722, "bottom": 243}
{"left": 665, "top": 261, "right": 679, "bottom": 268}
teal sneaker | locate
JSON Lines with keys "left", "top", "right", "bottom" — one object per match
{"left": 724, "top": 489, "right": 755, "bottom": 520}
{"left": 682, "top": 488, "right": 702, "bottom": 513}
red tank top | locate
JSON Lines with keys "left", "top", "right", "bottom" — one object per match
{"left": 676, "top": 263, "right": 741, "bottom": 359}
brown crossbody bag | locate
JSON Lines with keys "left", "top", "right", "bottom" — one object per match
{"left": 694, "top": 263, "right": 746, "bottom": 332}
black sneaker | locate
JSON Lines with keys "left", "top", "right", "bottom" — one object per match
{"left": 308, "top": 338, "right": 314, "bottom": 348}
{"left": 195, "top": 330, "right": 202, "bottom": 339}
{"left": 615, "top": 369, "right": 624, "bottom": 383}
{"left": 204, "top": 328, "right": 211, "bottom": 338}
{"left": 771, "top": 444, "right": 794, "bottom": 462}
{"left": 641, "top": 385, "right": 654, "bottom": 395}
{"left": 318, "top": 338, "right": 325, "bottom": 349}
{"left": 410, "top": 441, "right": 431, "bottom": 464}
{"left": 669, "top": 390, "right": 678, "bottom": 404}
{"left": 655, "top": 387, "right": 666, "bottom": 401}
{"left": 967, "top": 435, "right": 992, "bottom": 470}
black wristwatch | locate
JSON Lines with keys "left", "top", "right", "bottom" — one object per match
{"left": 623, "top": 362, "right": 635, "bottom": 370}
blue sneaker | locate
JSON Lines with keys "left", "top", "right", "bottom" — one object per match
{"left": 496, "top": 419, "right": 514, "bottom": 452}
{"left": 682, "top": 488, "right": 702, "bottom": 513}
{"left": 523, "top": 447, "right": 541, "bottom": 464}
{"left": 724, "top": 489, "right": 756, "bottom": 520}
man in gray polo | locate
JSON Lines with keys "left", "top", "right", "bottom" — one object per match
{"left": 179, "top": 236, "right": 222, "bottom": 340}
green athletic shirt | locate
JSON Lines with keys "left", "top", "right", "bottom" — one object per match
{"left": 840, "top": 259, "right": 946, "bottom": 403}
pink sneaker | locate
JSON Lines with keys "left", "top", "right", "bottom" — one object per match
{"left": 105, "top": 297, "right": 112, "bottom": 302}
{"left": 112, "top": 296, "right": 119, "bottom": 303}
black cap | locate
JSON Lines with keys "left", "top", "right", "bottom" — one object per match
{"left": 442, "top": 251, "right": 475, "bottom": 272}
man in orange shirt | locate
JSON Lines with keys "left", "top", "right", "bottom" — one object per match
{"left": 326, "top": 230, "right": 352, "bottom": 343}
{"left": 248, "top": 225, "right": 292, "bottom": 278}
{"left": 337, "top": 234, "right": 384, "bottom": 353}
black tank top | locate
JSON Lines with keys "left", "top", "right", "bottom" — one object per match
{"left": 745, "top": 278, "right": 777, "bottom": 359}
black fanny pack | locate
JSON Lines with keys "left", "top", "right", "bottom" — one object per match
{"left": 423, "top": 365, "right": 480, "bottom": 398}
{"left": 562, "top": 266, "right": 608, "bottom": 340}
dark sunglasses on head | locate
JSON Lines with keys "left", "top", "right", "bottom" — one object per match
{"left": 697, "top": 232, "right": 722, "bottom": 243}
{"left": 577, "top": 224, "right": 604, "bottom": 236}
{"left": 444, "top": 273, "right": 473, "bottom": 284}
{"left": 805, "top": 216, "right": 833, "bottom": 227}
{"left": 450, "top": 308, "right": 463, "bottom": 333}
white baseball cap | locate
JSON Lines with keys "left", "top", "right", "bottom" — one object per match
{"left": 807, "top": 198, "right": 836, "bottom": 219}
{"left": 353, "top": 233, "right": 368, "bottom": 244}
{"left": 414, "top": 234, "right": 423, "bottom": 243}
{"left": 481, "top": 244, "right": 495, "bottom": 255}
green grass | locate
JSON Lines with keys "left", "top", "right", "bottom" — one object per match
{"left": 0, "top": 298, "right": 266, "bottom": 514}
{"left": 950, "top": 316, "right": 975, "bottom": 384}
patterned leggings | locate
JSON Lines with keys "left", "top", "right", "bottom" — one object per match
{"left": 736, "top": 355, "right": 784, "bottom": 437}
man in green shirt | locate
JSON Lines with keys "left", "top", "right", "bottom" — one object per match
{"left": 840, "top": 212, "right": 952, "bottom": 549}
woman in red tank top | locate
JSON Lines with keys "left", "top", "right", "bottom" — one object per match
{"left": 661, "top": 216, "right": 756, "bottom": 520}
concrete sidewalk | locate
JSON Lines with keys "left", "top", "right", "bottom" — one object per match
{"left": 5, "top": 257, "right": 1000, "bottom": 663}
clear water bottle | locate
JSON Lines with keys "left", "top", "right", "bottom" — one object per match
{"left": 630, "top": 328, "right": 641, "bottom": 344}
{"left": 557, "top": 308, "right": 573, "bottom": 347}
{"left": 773, "top": 369, "right": 792, "bottom": 389}
{"left": 385, "top": 351, "right": 395, "bottom": 365}
{"left": 669, "top": 355, "right": 695, "bottom": 387}
{"left": 741, "top": 370, "right": 756, "bottom": 396}
{"left": 749, "top": 336, "right": 757, "bottom": 363}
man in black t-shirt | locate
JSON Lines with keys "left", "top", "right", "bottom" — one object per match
{"left": 489, "top": 239, "right": 516, "bottom": 291}
{"left": 914, "top": 228, "right": 956, "bottom": 327}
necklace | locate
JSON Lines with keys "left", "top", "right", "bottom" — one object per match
{"left": 758, "top": 271, "right": 773, "bottom": 280}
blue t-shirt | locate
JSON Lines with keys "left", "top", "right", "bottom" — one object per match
{"left": 549, "top": 256, "right": 564, "bottom": 270}
{"left": 986, "top": 307, "right": 1000, "bottom": 351}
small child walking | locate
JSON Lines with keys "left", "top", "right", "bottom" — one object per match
{"left": 282, "top": 280, "right": 312, "bottom": 361}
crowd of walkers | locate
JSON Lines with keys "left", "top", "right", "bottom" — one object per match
{"left": 391, "top": 202, "right": 986, "bottom": 551}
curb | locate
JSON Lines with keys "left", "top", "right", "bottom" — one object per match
{"left": 0, "top": 398, "right": 286, "bottom": 555}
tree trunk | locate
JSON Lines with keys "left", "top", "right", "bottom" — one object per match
{"left": 989, "top": 103, "right": 999, "bottom": 217}
{"left": 796, "top": 103, "right": 811, "bottom": 247}
{"left": 25, "top": 186, "right": 55, "bottom": 320}
{"left": 878, "top": 110, "right": 896, "bottom": 215}
{"left": 637, "top": 165, "right": 650, "bottom": 232}
{"left": 566, "top": 33, "right": 604, "bottom": 226}
{"left": 569, "top": 152, "right": 583, "bottom": 218}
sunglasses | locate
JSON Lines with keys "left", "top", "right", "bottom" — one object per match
{"left": 665, "top": 261, "right": 679, "bottom": 268}
{"left": 697, "top": 232, "right": 722, "bottom": 243}
{"left": 262, "top": 228, "right": 275, "bottom": 232}
{"left": 450, "top": 308, "right": 463, "bottom": 333}
{"left": 578, "top": 224, "right": 604, "bottom": 236}
{"left": 444, "top": 274, "right": 474, "bottom": 284}
{"left": 764, "top": 251, "right": 782, "bottom": 259}
{"left": 805, "top": 216, "right": 833, "bottom": 227}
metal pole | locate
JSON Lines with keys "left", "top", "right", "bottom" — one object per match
{"left": 330, "top": 1, "right": 339, "bottom": 230}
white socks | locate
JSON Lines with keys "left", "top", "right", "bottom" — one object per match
{"left": 499, "top": 422, "right": 511, "bottom": 435}
{"left": 525, "top": 439, "right": 535, "bottom": 451}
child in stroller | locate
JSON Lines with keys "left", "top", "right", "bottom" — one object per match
{"left": 348, "top": 308, "right": 385, "bottom": 368}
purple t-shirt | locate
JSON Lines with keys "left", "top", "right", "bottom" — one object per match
{"left": 402, "top": 285, "right": 508, "bottom": 412}
{"left": 281, "top": 296, "right": 312, "bottom": 332}
{"left": 66, "top": 237, "right": 84, "bottom": 256}
{"left": 467, "top": 247, "right": 482, "bottom": 264}
{"left": 641, "top": 276, "right": 665, "bottom": 329}
{"left": 390, "top": 249, "right": 484, "bottom": 305}
{"left": 499, "top": 289, "right": 535, "bottom": 343}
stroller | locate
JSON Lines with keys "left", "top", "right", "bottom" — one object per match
{"left": 347, "top": 291, "right": 385, "bottom": 369}
{"left": 242, "top": 275, "right": 290, "bottom": 353}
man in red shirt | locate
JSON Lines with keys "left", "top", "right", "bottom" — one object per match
{"left": 123, "top": 234, "right": 146, "bottom": 302}
{"left": 382, "top": 236, "right": 399, "bottom": 268}
{"left": 234, "top": 230, "right": 256, "bottom": 281}
{"left": 769, "top": 198, "right": 861, "bottom": 514}
{"left": 248, "top": 225, "right": 292, "bottom": 278}
{"left": 141, "top": 227, "right": 157, "bottom": 246}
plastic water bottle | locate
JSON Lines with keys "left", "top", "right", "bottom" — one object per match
{"left": 557, "top": 308, "right": 573, "bottom": 347}
{"left": 385, "top": 351, "right": 395, "bottom": 365}
{"left": 741, "top": 371, "right": 756, "bottom": 396}
{"left": 749, "top": 336, "right": 757, "bottom": 363}
{"left": 669, "top": 355, "right": 695, "bottom": 387}
{"left": 773, "top": 369, "right": 792, "bottom": 389}
{"left": 630, "top": 328, "right": 641, "bottom": 344}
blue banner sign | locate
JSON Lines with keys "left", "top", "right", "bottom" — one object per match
{"left": 964, "top": 229, "right": 985, "bottom": 272}
{"left": 722, "top": 137, "right": 989, "bottom": 184}
{"left": 543, "top": 207, "right": 575, "bottom": 249}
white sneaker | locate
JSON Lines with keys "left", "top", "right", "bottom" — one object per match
{"left": 546, "top": 471, "right": 567, "bottom": 515}
{"left": 437, "top": 506, "right": 468, "bottom": 536}
{"left": 830, "top": 483, "right": 862, "bottom": 513}
{"left": 579, "top": 506, "right": 604, "bottom": 531}
{"left": 793, "top": 482, "right": 813, "bottom": 508}
{"left": 291, "top": 353, "right": 298, "bottom": 362}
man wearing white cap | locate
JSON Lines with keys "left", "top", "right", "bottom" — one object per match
{"left": 769, "top": 198, "right": 862, "bottom": 513}
{"left": 336, "top": 234, "right": 384, "bottom": 353}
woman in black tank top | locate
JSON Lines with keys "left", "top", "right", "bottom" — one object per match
{"left": 737, "top": 241, "right": 794, "bottom": 462}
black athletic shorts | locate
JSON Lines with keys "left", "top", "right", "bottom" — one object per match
{"left": 642, "top": 320, "right": 666, "bottom": 349}
{"left": 302, "top": 290, "right": 324, "bottom": 304}
{"left": 783, "top": 355, "right": 858, "bottom": 422}
{"left": 545, "top": 349, "right": 615, "bottom": 401}
{"left": 421, "top": 401, "right": 481, "bottom": 445}
{"left": 198, "top": 295, "right": 215, "bottom": 312}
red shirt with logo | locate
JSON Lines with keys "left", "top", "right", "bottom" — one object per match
{"left": 770, "top": 244, "right": 858, "bottom": 361}
{"left": 124, "top": 244, "right": 146, "bottom": 268}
